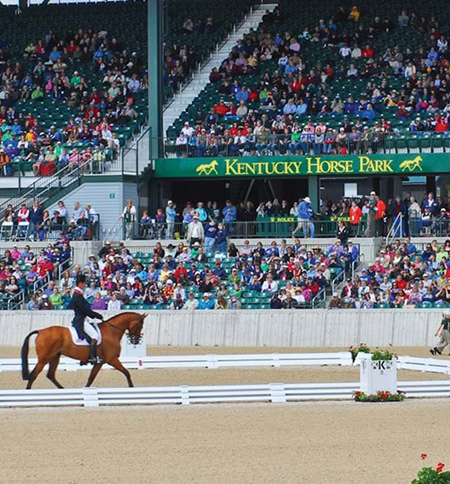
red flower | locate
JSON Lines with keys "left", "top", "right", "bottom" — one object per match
{"left": 420, "top": 453, "right": 427, "bottom": 460}
{"left": 436, "top": 463, "right": 445, "bottom": 473}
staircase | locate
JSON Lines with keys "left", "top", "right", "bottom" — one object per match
{"left": 0, "top": 160, "right": 92, "bottom": 222}
{"left": 162, "top": 3, "right": 278, "bottom": 135}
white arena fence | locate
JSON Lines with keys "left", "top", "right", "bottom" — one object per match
{"left": 0, "top": 351, "right": 449, "bottom": 408}
{"left": 1, "top": 380, "right": 450, "bottom": 408}
{"left": 0, "top": 351, "right": 450, "bottom": 374}
{"left": 1, "top": 352, "right": 450, "bottom": 374}
{"left": 0, "top": 352, "right": 354, "bottom": 372}
{"left": 0, "top": 308, "right": 448, "bottom": 348}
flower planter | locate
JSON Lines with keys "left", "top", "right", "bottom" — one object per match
{"left": 359, "top": 354, "right": 397, "bottom": 395}
{"left": 121, "top": 334, "right": 146, "bottom": 358}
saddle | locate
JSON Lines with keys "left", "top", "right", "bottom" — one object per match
{"left": 69, "top": 324, "right": 102, "bottom": 346}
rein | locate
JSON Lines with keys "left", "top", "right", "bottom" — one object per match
{"left": 101, "top": 313, "right": 145, "bottom": 335}
{"left": 102, "top": 320, "right": 124, "bottom": 333}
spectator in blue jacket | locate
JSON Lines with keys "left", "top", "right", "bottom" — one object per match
{"left": 198, "top": 292, "right": 215, "bottom": 310}
{"left": 213, "top": 260, "right": 227, "bottom": 280}
{"left": 29, "top": 200, "right": 43, "bottom": 240}
{"left": 216, "top": 222, "right": 227, "bottom": 252}
{"left": 422, "top": 192, "right": 439, "bottom": 216}
{"left": 222, "top": 201, "right": 236, "bottom": 235}
{"left": 165, "top": 200, "right": 176, "bottom": 239}
{"left": 292, "top": 196, "right": 315, "bottom": 238}
{"left": 204, "top": 220, "right": 218, "bottom": 254}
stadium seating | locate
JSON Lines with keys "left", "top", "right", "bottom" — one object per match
{"left": 166, "top": 0, "right": 450, "bottom": 153}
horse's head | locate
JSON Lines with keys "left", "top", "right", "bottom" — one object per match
{"left": 128, "top": 312, "right": 147, "bottom": 345}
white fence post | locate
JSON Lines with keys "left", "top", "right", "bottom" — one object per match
{"left": 180, "top": 385, "right": 190, "bottom": 405}
{"left": 206, "top": 354, "right": 218, "bottom": 369}
{"left": 269, "top": 383, "right": 286, "bottom": 403}
{"left": 83, "top": 387, "right": 99, "bottom": 408}
{"left": 272, "top": 354, "right": 281, "bottom": 368}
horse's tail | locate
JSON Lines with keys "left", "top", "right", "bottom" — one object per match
{"left": 21, "top": 330, "right": 39, "bottom": 381}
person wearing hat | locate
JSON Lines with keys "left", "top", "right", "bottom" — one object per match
{"left": 292, "top": 196, "right": 315, "bottom": 238}
{"left": 436, "top": 207, "right": 449, "bottom": 235}
{"left": 71, "top": 273, "right": 104, "bottom": 364}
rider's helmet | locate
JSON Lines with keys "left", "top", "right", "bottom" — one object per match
{"left": 76, "top": 273, "right": 86, "bottom": 285}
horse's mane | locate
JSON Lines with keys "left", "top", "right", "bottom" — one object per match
{"left": 103, "top": 311, "right": 145, "bottom": 324}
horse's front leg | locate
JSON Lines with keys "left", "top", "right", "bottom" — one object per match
{"left": 108, "top": 357, "right": 134, "bottom": 387}
{"left": 85, "top": 363, "right": 104, "bottom": 387}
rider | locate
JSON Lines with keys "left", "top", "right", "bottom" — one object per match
{"left": 71, "top": 273, "right": 104, "bottom": 364}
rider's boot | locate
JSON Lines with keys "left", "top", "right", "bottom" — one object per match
{"left": 89, "top": 339, "right": 99, "bottom": 364}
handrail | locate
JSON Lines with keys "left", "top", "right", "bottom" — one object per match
{"left": 102, "top": 218, "right": 123, "bottom": 242}
{"left": 385, "top": 213, "right": 403, "bottom": 246}
{"left": 0, "top": 158, "right": 93, "bottom": 221}
{"left": 312, "top": 287, "right": 326, "bottom": 309}
{"left": 6, "top": 291, "right": 24, "bottom": 310}
{"left": 331, "top": 269, "right": 345, "bottom": 295}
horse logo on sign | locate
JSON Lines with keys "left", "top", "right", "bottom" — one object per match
{"left": 196, "top": 160, "right": 219, "bottom": 176}
{"left": 399, "top": 155, "right": 423, "bottom": 172}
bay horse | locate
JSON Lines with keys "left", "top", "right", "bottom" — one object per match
{"left": 21, "top": 312, "right": 147, "bottom": 389}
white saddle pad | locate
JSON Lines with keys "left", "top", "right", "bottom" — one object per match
{"left": 69, "top": 323, "right": 102, "bottom": 346}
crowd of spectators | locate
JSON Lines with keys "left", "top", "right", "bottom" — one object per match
{"left": 164, "top": 17, "right": 215, "bottom": 92}
{"left": 120, "top": 190, "right": 450, "bottom": 242}
{"left": 171, "top": 5, "right": 450, "bottom": 156}
{"left": 1, "top": 199, "right": 98, "bottom": 241}
{"left": 0, "top": 238, "right": 71, "bottom": 308}
{"left": 330, "top": 236, "right": 450, "bottom": 309}
{"left": 0, "top": 27, "right": 146, "bottom": 176}
{"left": 21, "top": 237, "right": 359, "bottom": 311}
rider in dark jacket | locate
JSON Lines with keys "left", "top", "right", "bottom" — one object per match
{"left": 71, "top": 274, "right": 104, "bottom": 364}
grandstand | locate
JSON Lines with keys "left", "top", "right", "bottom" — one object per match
{"left": 1, "top": 1, "right": 450, "bottom": 481}
{"left": 0, "top": 0, "right": 450, "bottom": 315}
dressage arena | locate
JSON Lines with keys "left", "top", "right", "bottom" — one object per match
{"left": 1, "top": 345, "right": 450, "bottom": 483}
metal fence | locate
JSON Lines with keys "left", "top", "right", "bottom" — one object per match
{"left": 123, "top": 219, "right": 366, "bottom": 241}
{"left": 0, "top": 216, "right": 100, "bottom": 242}
{"left": 162, "top": 133, "right": 450, "bottom": 159}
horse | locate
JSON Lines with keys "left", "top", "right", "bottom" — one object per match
{"left": 21, "top": 312, "right": 147, "bottom": 390}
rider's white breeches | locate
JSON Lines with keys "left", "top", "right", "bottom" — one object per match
{"left": 83, "top": 321, "right": 98, "bottom": 340}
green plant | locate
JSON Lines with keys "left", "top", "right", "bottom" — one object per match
{"left": 412, "top": 454, "right": 450, "bottom": 483}
{"left": 371, "top": 349, "right": 395, "bottom": 361}
{"left": 353, "top": 390, "right": 406, "bottom": 402}
{"left": 349, "top": 343, "right": 370, "bottom": 363}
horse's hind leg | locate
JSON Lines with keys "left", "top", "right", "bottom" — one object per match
{"left": 47, "top": 354, "right": 64, "bottom": 389}
{"left": 85, "top": 363, "right": 104, "bottom": 387}
{"left": 26, "top": 359, "right": 48, "bottom": 390}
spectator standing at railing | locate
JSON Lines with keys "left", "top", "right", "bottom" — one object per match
{"left": 349, "top": 200, "right": 362, "bottom": 236}
{"left": 204, "top": 220, "right": 218, "bottom": 254}
{"left": 121, "top": 199, "right": 137, "bottom": 240}
{"left": 292, "top": 197, "right": 315, "bottom": 238}
{"left": 17, "top": 203, "right": 30, "bottom": 223}
{"left": 186, "top": 215, "right": 204, "bottom": 247}
{"left": 375, "top": 195, "right": 387, "bottom": 237}
{"left": 29, "top": 200, "right": 43, "bottom": 241}
{"left": 165, "top": 200, "right": 176, "bottom": 239}
{"left": 423, "top": 192, "right": 439, "bottom": 217}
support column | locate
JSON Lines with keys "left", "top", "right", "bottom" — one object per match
{"left": 426, "top": 176, "right": 436, "bottom": 196}
{"left": 308, "top": 176, "right": 319, "bottom": 212}
{"left": 148, "top": 0, "right": 163, "bottom": 160}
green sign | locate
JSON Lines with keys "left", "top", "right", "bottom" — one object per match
{"left": 154, "top": 154, "right": 450, "bottom": 178}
